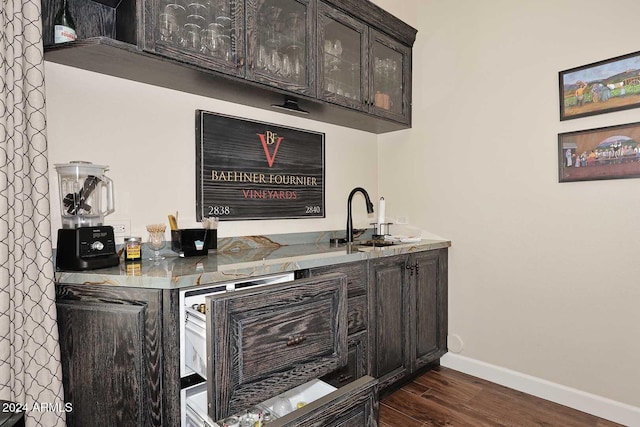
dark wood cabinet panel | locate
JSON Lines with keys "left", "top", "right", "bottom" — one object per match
{"left": 317, "top": 1, "right": 369, "bottom": 111}
{"left": 368, "top": 249, "right": 448, "bottom": 392}
{"left": 57, "top": 303, "right": 145, "bottom": 426}
{"left": 144, "top": 0, "right": 247, "bottom": 79}
{"left": 245, "top": 0, "right": 316, "bottom": 95}
{"left": 205, "top": 273, "right": 348, "bottom": 420}
{"left": 308, "top": 260, "right": 367, "bottom": 297}
{"left": 347, "top": 294, "right": 367, "bottom": 335}
{"left": 368, "top": 256, "right": 410, "bottom": 388}
{"left": 56, "top": 285, "right": 164, "bottom": 427}
{"left": 368, "top": 30, "right": 412, "bottom": 124}
{"left": 321, "top": 0, "right": 416, "bottom": 47}
{"left": 308, "top": 261, "right": 368, "bottom": 335}
{"left": 321, "top": 331, "right": 368, "bottom": 388}
{"left": 411, "top": 250, "right": 448, "bottom": 371}
{"left": 160, "top": 288, "right": 182, "bottom": 427}
{"left": 309, "top": 260, "right": 369, "bottom": 385}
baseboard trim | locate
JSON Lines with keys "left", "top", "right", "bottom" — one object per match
{"left": 441, "top": 354, "right": 640, "bottom": 427}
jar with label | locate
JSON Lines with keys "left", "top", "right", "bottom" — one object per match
{"left": 126, "top": 261, "right": 142, "bottom": 276}
{"left": 191, "top": 303, "right": 206, "bottom": 314}
{"left": 124, "top": 237, "right": 142, "bottom": 262}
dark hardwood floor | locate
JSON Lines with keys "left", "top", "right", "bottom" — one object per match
{"left": 379, "top": 366, "right": 623, "bottom": 427}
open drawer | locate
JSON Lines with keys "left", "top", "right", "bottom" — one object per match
{"left": 186, "top": 375, "right": 378, "bottom": 426}
{"left": 184, "top": 272, "right": 379, "bottom": 422}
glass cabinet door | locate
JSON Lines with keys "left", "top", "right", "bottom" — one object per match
{"left": 246, "top": 0, "right": 314, "bottom": 95}
{"left": 151, "top": 0, "right": 245, "bottom": 77}
{"left": 370, "top": 30, "right": 411, "bottom": 123}
{"left": 317, "top": 2, "right": 367, "bottom": 110}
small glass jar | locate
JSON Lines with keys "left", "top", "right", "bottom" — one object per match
{"left": 190, "top": 303, "right": 206, "bottom": 314}
{"left": 125, "top": 261, "right": 142, "bottom": 276}
{"left": 240, "top": 417, "right": 253, "bottom": 427}
{"left": 124, "top": 237, "right": 142, "bottom": 262}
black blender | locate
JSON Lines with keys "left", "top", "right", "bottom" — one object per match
{"left": 55, "top": 161, "right": 119, "bottom": 271}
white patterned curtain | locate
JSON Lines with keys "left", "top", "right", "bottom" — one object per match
{"left": 0, "top": 2, "right": 66, "bottom": 427}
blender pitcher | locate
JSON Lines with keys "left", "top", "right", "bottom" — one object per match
{"left": 55, "top": 161, "right": 115, "bottom": 228}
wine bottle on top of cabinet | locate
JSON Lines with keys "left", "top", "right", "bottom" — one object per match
{"left": 54, "top": 0, "right": 77, "bottom": 43}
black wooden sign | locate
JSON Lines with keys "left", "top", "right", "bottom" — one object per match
{"left": 196, "top": 110, "right": 325, "bottom": 221}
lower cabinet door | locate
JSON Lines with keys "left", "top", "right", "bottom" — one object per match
{"left": 204, "top": 273, "right": 349, "bottom": 420}
{"left": 368, "top": 255, "right": 411, "bottom": 389}
{"left": 411, "top": 250, "right": 447, "bottom": 372}
{"left": 56, "top": 286, "right": 163, "bottom": 427}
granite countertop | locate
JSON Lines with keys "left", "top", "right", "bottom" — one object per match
{"left": 54, "top": 230, "right": 451, "bottom": 290}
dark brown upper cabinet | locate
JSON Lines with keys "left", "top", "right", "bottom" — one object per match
{"left": 369, "top": 30, "right": 412, "bottom": 124}
{"left": 246, "top": 0, "right": 316, "bottom": 96}
{"left": 317, "top": 1, "right": 368, "bottom": 111}
{"left": 145, "top": 0, "right": 247, "bottom": 78}
{"left": 41, "top": 0, "right": 417, "bottom": 133}
{"left": 316, "top": 5, "right": 412, "bottom": 125}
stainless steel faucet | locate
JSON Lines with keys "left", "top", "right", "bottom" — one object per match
{"left": 346, "top": 187, "right": 374, "bottom": 243}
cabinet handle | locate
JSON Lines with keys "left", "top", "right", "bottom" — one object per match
{"left": 406, "top": 263, "right": 414, "bottom": 276}
{"left": 286, "top": 335, "right": 307, "bottom": 346}
{"left": 414, "top": 262, "right": 419, "bottom": 275}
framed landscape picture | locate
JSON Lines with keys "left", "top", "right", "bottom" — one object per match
{"left": 559, "top": 50, "right": 640, "bottom": 121}
{"left": 558, "top": 121, "right": 640, "bottom": 182}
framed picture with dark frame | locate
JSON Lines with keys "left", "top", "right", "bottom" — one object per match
{"left": 196, "top": 110, "right": 326, "bottom": 221}
{"left": 559, "top": 50, "right": 640, "bottom": 121}
{"left": 558, "top": 121, "right": 640, "bottom": 182}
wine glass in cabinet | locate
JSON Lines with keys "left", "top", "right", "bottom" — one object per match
{"left": 246, "top": 0, "right": 314, "bottom": 96}
{"left": 317, "top": 2, "right": 367, "bottom": 111}
{"left": 149, "top": 0, "right": 245, "bottom": 78}
{"left": 369, "top": 29, "right": 411, "bottom": 124}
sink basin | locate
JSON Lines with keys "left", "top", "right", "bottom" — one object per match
{"left": 353, "top": 240, "right": 395, "bottom": 253}
{"left": 354, "top": 240, "right": 394, "bottom": 247}
{"left": 329, "top": 238, "right": 394, "bottom": 253}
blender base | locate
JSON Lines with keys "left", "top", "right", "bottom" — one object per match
{"left": 56, "top": 226, "right": 120, "bottom": 271}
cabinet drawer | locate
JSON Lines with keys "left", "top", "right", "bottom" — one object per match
{"left": 270, "top": 376, "right": 378, "bottom": 427}
{"left": 186, "top": 375, "right": 377, "bottom": 427}
{"left": 309, "top": 261, "right": 367, "bottom": 297}
{"left": 203, "top": 273, "right": 348, "bottom": 420}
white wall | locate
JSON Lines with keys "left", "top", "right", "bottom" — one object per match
{"left": 376, "top": 0, "right": 640, "bottom": 409}
{"left": 44, "top": 64, "right": 378, "bottom": 240}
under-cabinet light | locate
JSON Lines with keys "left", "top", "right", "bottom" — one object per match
{"left": 271, "top": 97, "right": 310, "bottom": 115}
